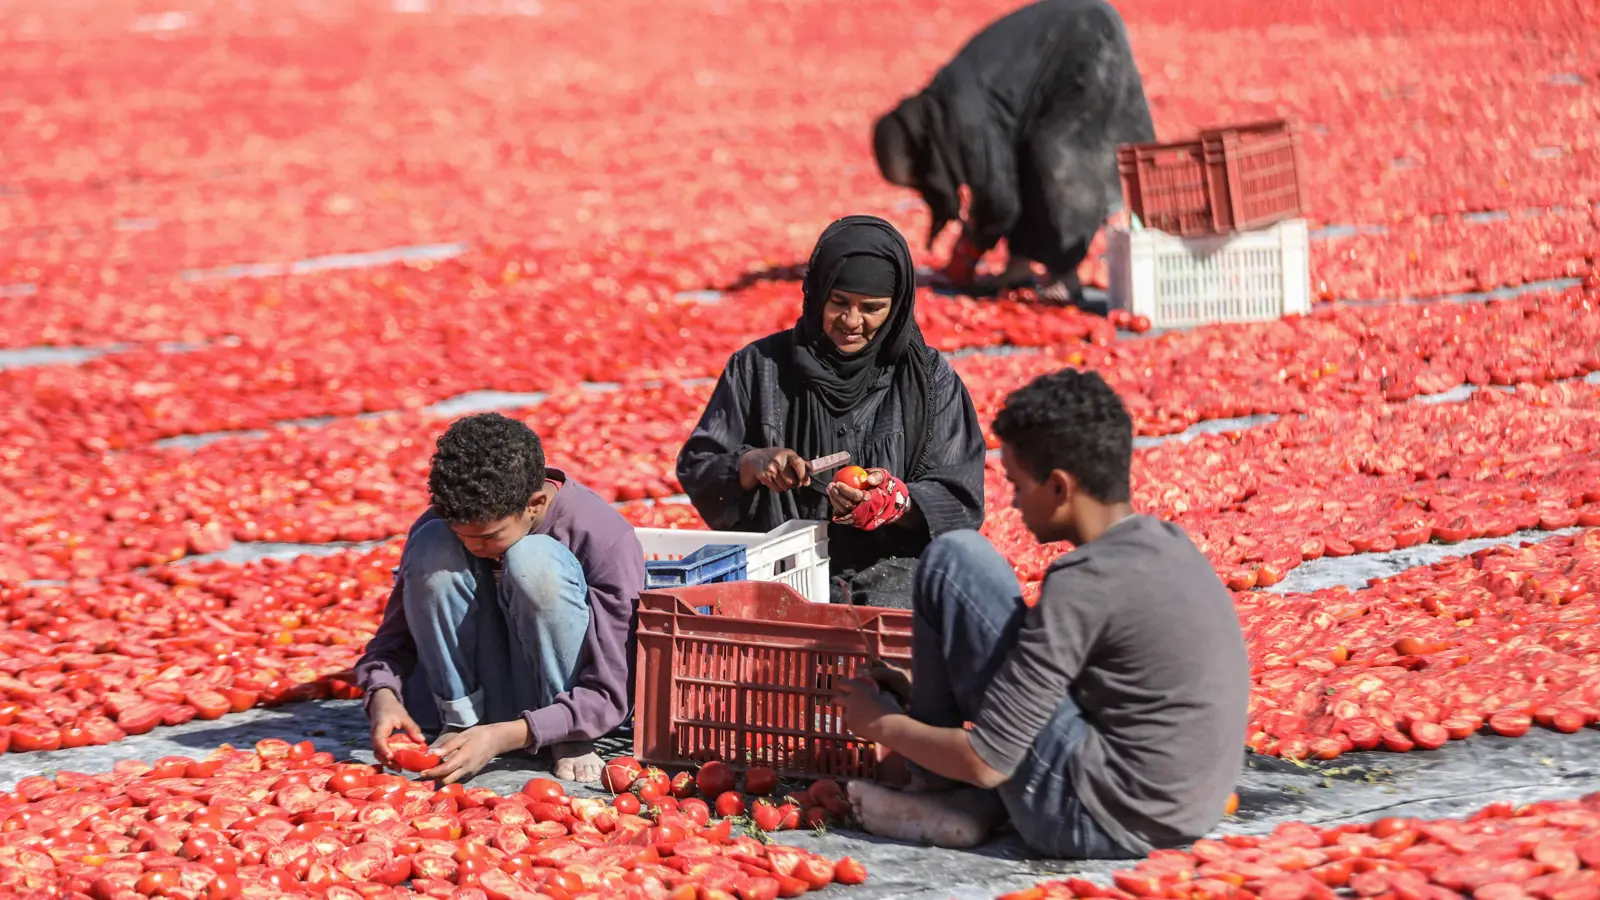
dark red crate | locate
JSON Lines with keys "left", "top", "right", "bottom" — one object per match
{"left": 632, "top": 581, "right": 912, "bottom": 780}
{"left": 1118, "top": 119, "right": 1305, "bottom": 237}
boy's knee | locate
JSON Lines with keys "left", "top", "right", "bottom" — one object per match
{"left": 921, "top": 529, "right": 995, "bottom": 573}
{"left": 502, "top": 535, "right": 588, "bottom": 613}
{"left": 404, "top": 518, "right": 474, "bottom": 576}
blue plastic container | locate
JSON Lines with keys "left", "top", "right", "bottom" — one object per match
{"left": 644, "top": 544, "right": 748, "bottom": 591}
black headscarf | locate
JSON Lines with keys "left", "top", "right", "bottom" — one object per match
{"left": 873, "top": 95, "right": 963, "bottom": 249}
{"left": 789, "top": 215, "right": 937, "bottom": 479}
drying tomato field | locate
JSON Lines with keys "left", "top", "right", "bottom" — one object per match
{"left": 3, "top": 0, "right": 1600, "bottom": 896}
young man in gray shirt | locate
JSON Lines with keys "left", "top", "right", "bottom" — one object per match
{"left": 838, "top": 368, "right": 1249, "bottom": 857}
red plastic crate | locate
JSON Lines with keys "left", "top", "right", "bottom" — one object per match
{"left": 633, "top": 581, "right": 912, "bottom": 780}
{"left": 1118, "top": 119, "right": 1305, "bottom": 237}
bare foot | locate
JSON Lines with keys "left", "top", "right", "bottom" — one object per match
{"left": 551, "top": 741, "right": 603, "bottom": 784}
{"left": 847, "top": 779, "right": 1003, "bottom": 848}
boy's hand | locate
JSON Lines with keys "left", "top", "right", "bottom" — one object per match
{"left": 837, "top": 674, "right": 905, "bottom": 743}
{"left": 864, "top": 659, "right": 912, "bottom": 708}
{"left": 421, "top": 721, "right": 529, "bottom": 785}
{"left": 368, "top": 689, "right": 424, "bottom": 767}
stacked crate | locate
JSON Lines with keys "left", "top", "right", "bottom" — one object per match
{"left": 1111, "top": 119, "right": 1311, "bottom": 328}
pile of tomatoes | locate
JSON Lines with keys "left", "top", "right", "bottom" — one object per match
{"left": 0, "top": 739, "right": 867, "bottom": 899}
{"left": 1, "top": 382, "right": 1596, "bottom": 760}
{"left": 4, "top": 268, "right": 1596, "bottom": 468}
{"left": 0, "top": 547, "right": 394, "bottom": 754}
{"left": 986, "top": 382, "right": 1600, "bottom": 588}
{"left": 3, "top": 284, "right": 1596, "bottom": 583}
{"left": 1239, "top": 528, "right": 1600, "bottom": 761}
{"left": 4, "top": 0, "right": 1598, "bottom": 336}
{"left": 594, "top": 758, "right": 855, "bottom": 838}
{"left": 4, "top": 0, "right": 1600, "bottom": 894}
{"left": 999, "top": 793, "right": 1600, "bottom": 900}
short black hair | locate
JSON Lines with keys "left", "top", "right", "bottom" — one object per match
{"left": 992, "top": 369, "right": 1133, "bottom": 503}
{"left": 428, "top": 413, "right": 547, "bottom": 524}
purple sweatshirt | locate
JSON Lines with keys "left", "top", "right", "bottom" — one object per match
{"left": 354, "top": 470, "right": 645, "bottom": 752}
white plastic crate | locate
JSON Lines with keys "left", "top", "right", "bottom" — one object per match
{"left": 1108, "top": 218, "right": 1310, "bottom": 329}
{"left": 636, "top": 519, "right": 831, "bottom": 604}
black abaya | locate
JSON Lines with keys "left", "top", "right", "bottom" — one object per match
{"left": 676, "top": 217, "right": 987, "bottom": 605}
{"left": 873, "top": 0, "right": 1156, "bottom": 275}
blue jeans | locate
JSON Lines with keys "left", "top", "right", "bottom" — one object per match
{"left": 910, "top": 530, "right": 1135, "bottom": 859}
{"left": 399, "top": 519, "right": 590, "bottom": 733}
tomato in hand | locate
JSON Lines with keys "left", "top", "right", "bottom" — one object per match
{"left": 834, "top": 466, "right": 870, "bottom": 491}
{"left": 395, "top": 743, "right": 451, "bottom": 771}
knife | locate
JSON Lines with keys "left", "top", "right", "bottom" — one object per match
{"left": 805, "top": 451, "right": 851, "bottom": 495}
{"left": 806, "top": 451, "right": 852, "bottom": 476}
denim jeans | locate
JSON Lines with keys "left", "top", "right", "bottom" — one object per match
{"left": 910, "top": 529, "right": 1136, "bottom": 859}
{"left": 399, "top": 518, "right": 590, "bottom": 733}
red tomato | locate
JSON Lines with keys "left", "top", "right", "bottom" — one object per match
{"left": 715, "top": 792, "right": 747, "bottom": 819}
{"left": 10, "top": 725, "right": 61, "bottom": 753}
{"left": 796, "top": 859, "right": 835, "bottom": 890}
{"left": 412, "top": 853, "right": 458, "bottom": 881}
{"left": 743, "top": 766, "right": 778, "bottom": 797}
{"left": 807, "top": 780, "right": 843, "bottom": 805}
{"left": 544, "top": 870, "right": 585, "bottom": 895}
{"left": 833, "top": 857, "right": 868, "bottom": 886}
{"left": 392, "top": 747, "right": 443, "bottom": 772}
{"left": 735, "top": 876, "right": 780, "bottom": 900}
{"left": 206, "top": 873, "right": 242, "bottom": 900}
{"left": 136, "top": 869, "right": 180, "bottom": 896}
{"left": 1409, "top": 721, "right": 1449, "bottom": 750}
{"left": 834, "top": 466, "right": 870, "bottom": 490}
{"left": 750, "top": 801, "right": 785, "bottom": 833}
{"left": 521, "top": 778, "right": 565, "bottom": 802}
{"left": 697, "top": 762, "right": 736, "bottom": 797}
{"left": 600, "top": 756, "right": 643, "bottom": 794}
{"left": 679, "top": 798, "right": 711, "bottom": 827}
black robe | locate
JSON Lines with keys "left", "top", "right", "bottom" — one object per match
{"left": 874, "top": 0, "right": 1156, "bottom": 275}
{"left": 676, "top": 333, "right": 986, "bottom": 590}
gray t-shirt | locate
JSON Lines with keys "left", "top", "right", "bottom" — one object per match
{"left": 968, "top": 515, "right": 1249, "bottom": 853}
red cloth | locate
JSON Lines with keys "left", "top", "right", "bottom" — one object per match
{"left": 835, "top": 470, "right": 911, "bottom": 531}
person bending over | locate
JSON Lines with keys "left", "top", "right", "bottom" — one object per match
{"left": 677, "top": 215, "right": 985, "bottom": 608}
{"left": 837, "top": 369, "right": 1248, "bottom": 856}
{"left": 873, "top": 0, "right": 1155, "bottom": 306}
{"left": 355, "top": 413, "right": 644, "bottom": 784}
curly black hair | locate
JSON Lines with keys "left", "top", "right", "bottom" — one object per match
{"left": 992, "top": 368, "right": 1133, "bottom": 503}
{"left": 428, "top": 413, "right": 547, "bottom": 524}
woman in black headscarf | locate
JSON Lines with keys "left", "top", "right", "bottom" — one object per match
{"left": 677, "top": 216, "right": 986, "bottom": 608}
{"left": 873, "top": 0, "right": 1155, "bottom": 306}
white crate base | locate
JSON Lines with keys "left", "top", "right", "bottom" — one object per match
{"left": 1108, "top": 219, "right": 1311, "bottom": 329}
{"left": 636, "top": 519, "right": 831, "bottom": 604}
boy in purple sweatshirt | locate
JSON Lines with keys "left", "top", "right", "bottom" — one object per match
{"left": 354, "top": 413, "right": 645, "bottom": 784}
